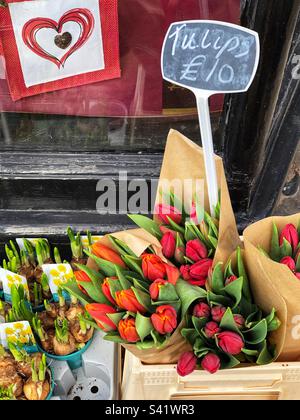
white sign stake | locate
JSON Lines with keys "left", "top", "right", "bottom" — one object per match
{"left": 162, "top": 20, "right": 260, "bottom": 216}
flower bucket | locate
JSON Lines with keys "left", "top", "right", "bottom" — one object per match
{"left": 39, "top": 338, "right": 93, "bottom": 370}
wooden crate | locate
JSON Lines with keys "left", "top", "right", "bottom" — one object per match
{"left": 121, "top": 351, "right": 300, "bottom": 400}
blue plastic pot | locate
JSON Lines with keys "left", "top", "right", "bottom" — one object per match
{"left": 46, "top": 366, "right": 55, "bottom": 400}
{"left": 0, "top": 289, "right": 3, "bottom": 300}
{"left": 33, "top": 298, "right": 54, "bottom": 313}
{"left": 38, "top": 338, "right": 93, "bottom": 370}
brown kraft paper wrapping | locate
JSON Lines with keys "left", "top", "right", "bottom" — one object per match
{"left": 156, "top": 130, "right": 241, "bottom": 266}
{"left": 243, "top": 214, "right": 300, "bottom": 361}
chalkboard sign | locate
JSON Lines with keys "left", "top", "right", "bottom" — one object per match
{"left": 162, "top": 20, "right": 260, "bottom": 94}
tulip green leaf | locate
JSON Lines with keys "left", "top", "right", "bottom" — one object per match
{"left": 82, "top": 318, "right": 102, "bottom": 332}
{"left": 107, "top": 278, "right": 123, "bottom": 300}
{"left": 122, "top": 255, "right": 144, "bottom": 278}
{"left": 130, "top": 278, "right": 150, "bottom": 294}
{"left": 219, "top": 353, "right": 240, "bottom": 370}
{"left": 107, "top": 312, "right": 125, "bottom": 327}
{"left": 185, "top": 222, "right": 198, "bottom": 241}
{"left": 75, "top": 263, "right": 105, "bottom": 282}
{"left": 237, "top": 247, "right": 252, "bottom": 302}
{"left": 166, "top": 217, "right": 185, "bottom": 235}
{"left": 219, "top": 308, "right": 242, "bottom": 336}
{"left": 239, "top": 298, "right": 259, "bottom": 319}
{"left": 296, "top": 252, "right": 300, "bottom": 272}
{"left": 222, "top": 277, "right": 243, "bottom": 308}
{"left": 224, "top": 260, "right": 235, "bottom": 278}
{"left": 211, "top": 263, "right": 225, "bottom": 295}
{"left": 115, "top": 265, "right": 132, "bottom": 290}
{"left": 135, "top": 313, "right": 153, "bottom": 342}
{"left": 257, "top": 246, "right": 270, "bottom": 258}
{"left": 241, "top": 348, "right": 259, "bottom": 357}
{"left": 280, "top": 238, "right": 293, "bottom": 258}
{"left": 208, "top": 235, "right": 218, "bottom": 250}
{"left": 109, "top": 235, "right": 138, "bottom": 257}
{"left": 151, "top": 330, "right": 168, "bottom": 349}
{"left": 192, "top": 316, "right": 208, "bottom": 336}
{"left": 158, "top": 283, "right": 179, "bottom": 302}
{"left": 214, "top": 197, "right": 221, "bottom": 221}
{"left": 127, "top": 214, "right": 162, "bottom": 240}
{"left": 78, "top": 281, "right": 109, "bottom": 304}
{"left": 270, "top": 223, "right": 281, "bottom": 262}
{"left": 193, "top": 337, "right": 211, "bottom": 358}
{"left": 243, "top": 319, "right": 268, "bottom": 345}
{"left": 181, "top": 328, "right": 199, "bottom": 346}
{"left": 204, "top": 212, "right": 219, "bottom": 239}
{"left": 136, "top": 340, "right": 156, "bottom": 350}
{"left": 176, "top": 278, "right": 207, "bottom": 317}
{"left": 84, "top": 250, "right": 117, "bottom": 277}
{"left": 256, "top": 340, "right": 275, "bottom": 365}
{"left": 245, "top": 309, "right": 262, "bottom": 328}
{"left": 104, "top": 332, "right": 128, "bottom": 344}
{"left": 207, "top": 291, "right": 232, "bottom": 307}
{"left": 62, "top": 281, "right": 93, "bottom": 306}
{"left": 132, "top": 287, "right": 153, "bottom": 313}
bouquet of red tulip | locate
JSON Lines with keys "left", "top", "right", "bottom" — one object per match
{"left": 63, "top": 230, "right": 208, "bottom": 363}
{"left": 244, "top": 213, "right": 300, "bottom": 361}
{"left": 176, "top": 249, "right": 282, "bottom": 376}
{"left": 263, "top": 222, "right": 300, "bottom": 279}
{"left": 129, "top": 193, "right": 219, "bottom": 290}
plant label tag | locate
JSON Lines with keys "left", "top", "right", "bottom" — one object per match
{"left": 42, "top": 263, "right": 74, "bottom": 302}
{"left": 161, "top": 20, "right": 260, "bottom": 215}
{"left": 16, "top": 237, "right": 49, "bottom": 252}
{"left": 0, "top": 268, "right": 30, "bottom": 303}
{"left": 0, "top": 321, "right": 38, "bottom": 353}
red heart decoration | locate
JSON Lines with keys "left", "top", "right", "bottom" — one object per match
{"left": 22, "top": 8, "right": 95, "bottom": 69}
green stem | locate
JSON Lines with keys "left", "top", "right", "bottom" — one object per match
{"left": 41, "top": 274, "right": 50, "bottom": 293}
{"left": 32, "top": 315, "right": 47, "bottom": 342}
{"left": 38, "top": 354, "right": 47, "bottom": 382}
{"left": 58, "top": 288, "right": 65, "bottom": 308}
{"left": 78, "top": 314, "right": 87, "bottom": 335}
{"left": 44, "top": 300, "right": 51, "bottom": 312}
{"left": 54, "top": 318, "right": 69, "bottom": 344}
{"left": 24, "top": 239, "right": 36, "bottom": 266}
{"left": 31, "top": 359, "right": 39, "bottom": 383}
{"left": 35, "top": 242, "right": 44, "bottom": 267}
{"left": 54, "top": 247, "right": 62, "bottom": 264}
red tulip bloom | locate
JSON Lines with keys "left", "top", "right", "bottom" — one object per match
{"left": 149, "top": 279, "right": 168, "bottom": 301}
{"left": 218, "top": 331, "right": 244, "bottom": 355}
{"left": 115, "top": 289, "right": 146, "bottom": 314}
{"left": 205, "top": 322, "right": 220, "bottom": 338}
{"left": 102, "top": 277, "right": 117, "bottom": 305}
{"left": 151, "top": 305, "right": 177, "bottom": 335}
{"left": 142, "top": 254, "right": 166, "bottom": 282}
{"left": 186, "top": 239, "right": 208, "bottom": 262}
{"left": 92, "top": 243, "right": 126, "bottom": 268}
{"left": 118, "top": 318, "right": 139, "bottom": 343}
{"left": 233, "top": 314, "right": 245, "bottom": 329}
{"left": 225, "top": 275, "right": 238, "bottom": 286}
{"left": 280, "top": 256, "right": 296, "bottom": 272}
{"left": 201, "top": 353, "right": 221, "bottom": 374}
{"left": 155, "top": 204, "right": 182, "bottom": 225}
{"left": 189, "top": 259, "right": 213, "bottom": 286}
{"left": 74, "top": 270, "right": 92, "bottom": 295}
{"left": 211, "top": 306, "right": 226, "bottom": 323}
{"left": 164, "top": 264, "right": 180, "bottom": 285}
{"left": 190, "top": 202, "right": 199, "bottom": 225}
{"left": 177, "top": 352, "right": 197, "bottom": 377}
{"left": 86, "top": 303, "right": 117, "bottom": 332}
{"left": 193, "top": 302, "right": 210, "bottom": 319}
{"left": 159, "top": 226, "right": 177, "bottom": 238}
{"left": 295, "top": 273, "right": 300, "bottom": 280}
{"left": 161, "top": 232, "right": 176, "bottom": 259}
{"left": 280, "top": 224, "right": 299, "bottom": 252}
